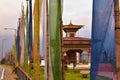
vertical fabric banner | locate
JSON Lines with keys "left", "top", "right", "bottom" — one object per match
{"left": 16, "top": 19, "right": 21, "bottom": 63}
{"left": 91, "top": 0, "right": 117, "bottom": 80}
{"left": 24, "top": 0, "right": 29, "bottom": 71}
{"left": 49, "top": 0, "right": 63, "bottom": 80}
{"left": 28, "top": 0, "right": 33, "bottom": 58}
{"left": 41, "top": 0, "right": 47, "bottom": 80}
{"left": 15, "top": 19, "right": 21, "bottom": 66}
{"left": 20, "top": 5, "right": 25, "bottom": 64}
{"left": 33, "top": 0, "right": 41, "bottom": 79}
{"left": 42, "top": 0, "right": 53, "bottom": 79}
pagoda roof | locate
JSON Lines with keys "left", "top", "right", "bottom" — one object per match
{"left": 63, "top": 37, "right": 91, "bottom": 41}
{"left": 63, "top": 21, "right": 84, "bottom": 32}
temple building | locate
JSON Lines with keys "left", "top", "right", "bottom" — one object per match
{"left": 63, "top": 21, "right": 91, "bottom": 64}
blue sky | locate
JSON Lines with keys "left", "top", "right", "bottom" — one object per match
{"left": 0, "top": 0, "right": 92, "bottom": 59}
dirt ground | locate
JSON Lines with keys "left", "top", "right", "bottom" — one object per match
{"left": 0, "top": 65, "right": 18, "bottom": 80}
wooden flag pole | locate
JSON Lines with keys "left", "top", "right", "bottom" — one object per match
{"left": 46, "top": 0, "right": 50, "bottom": 79}
{"left": 60, "top": 24, "right": 65, "bottom": 80}
{"left": 59, "top": 1, "right": 64, "bottom": 80}
{"left": 114, "top": 0, "right": 120, "bottom": 80}
{"left": 59, "top": 0, "right": 64, "bottom": 79}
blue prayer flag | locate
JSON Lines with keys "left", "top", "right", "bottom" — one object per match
{"left": 28, "top": 0, "right": 33, "bottom": 58}
{"left": 91, "top": 0, "right": 117, "bottom": 80}
{"left": 16, "top": 19, "right": 21, "bottom": 62}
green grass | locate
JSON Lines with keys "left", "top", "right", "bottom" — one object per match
{"left": 66, "top": 69, "right": 90, "bottom": 80}
{"left": 40, "top": 66, "right": 44, "bottom": 79}
{"left": 38, "top": 67, "right": 90, "bottom": 80}
{"left": 28, "top": 66, "right": 44, "bottom": 80}
{"left": 28, "top": 66, "right": 90, "bottom": 80}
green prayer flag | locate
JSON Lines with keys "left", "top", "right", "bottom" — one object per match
{"left": 24, "top": 1, "right": 29, "bottom": 72}
{"left": 49, "top": 0, "right": 63, "bottom": 80}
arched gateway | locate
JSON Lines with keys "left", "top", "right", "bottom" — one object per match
{"left": 63, "top": 21, "right": 91, "bottom": 64}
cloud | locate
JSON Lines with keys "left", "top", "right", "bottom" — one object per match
{"left": 0, "top": 0, "right": 21, "bottom": 35}
{"left": 62, "top": 0, "right": 92, "bottom": 38}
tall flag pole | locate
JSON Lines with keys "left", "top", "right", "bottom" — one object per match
{"left": 91, "top": 0, "right": 117, "bottom": 80}
{"left": 33, "top": 0, "right": 42, "bottom": 79}
{"left": 42, "top": 0, "right": 53, "bottom": 79}
{"left": 28, "top": 0, "right": 33, "bottom": 76}
{"left": 42, "top": 0, "right": 50, "bottom": 79}
{"left": 14, "top": 19, "right": 20, "bottom": 67}
{"left": 49, "top": 0, "right": 63, "bottom": 80}
{"left": 24, "top": 0, "right": 29, "bottom": 72}
{"left": 114, "top": 0, "right": 120, "bottom": 80}
{"left": 20, "top": 5, "right": 25, "bottom": 65}
{"left": 44, "top": 0, "right": 54, "bottom": 79}
{"left": 16, "top": 18, "right": 21, "bottom": 65}
{"left": 59, "top": 1, "right": 65, "bottom": 80}
{"left": 28, "top": 0, "right": 33, "bottom": 59}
